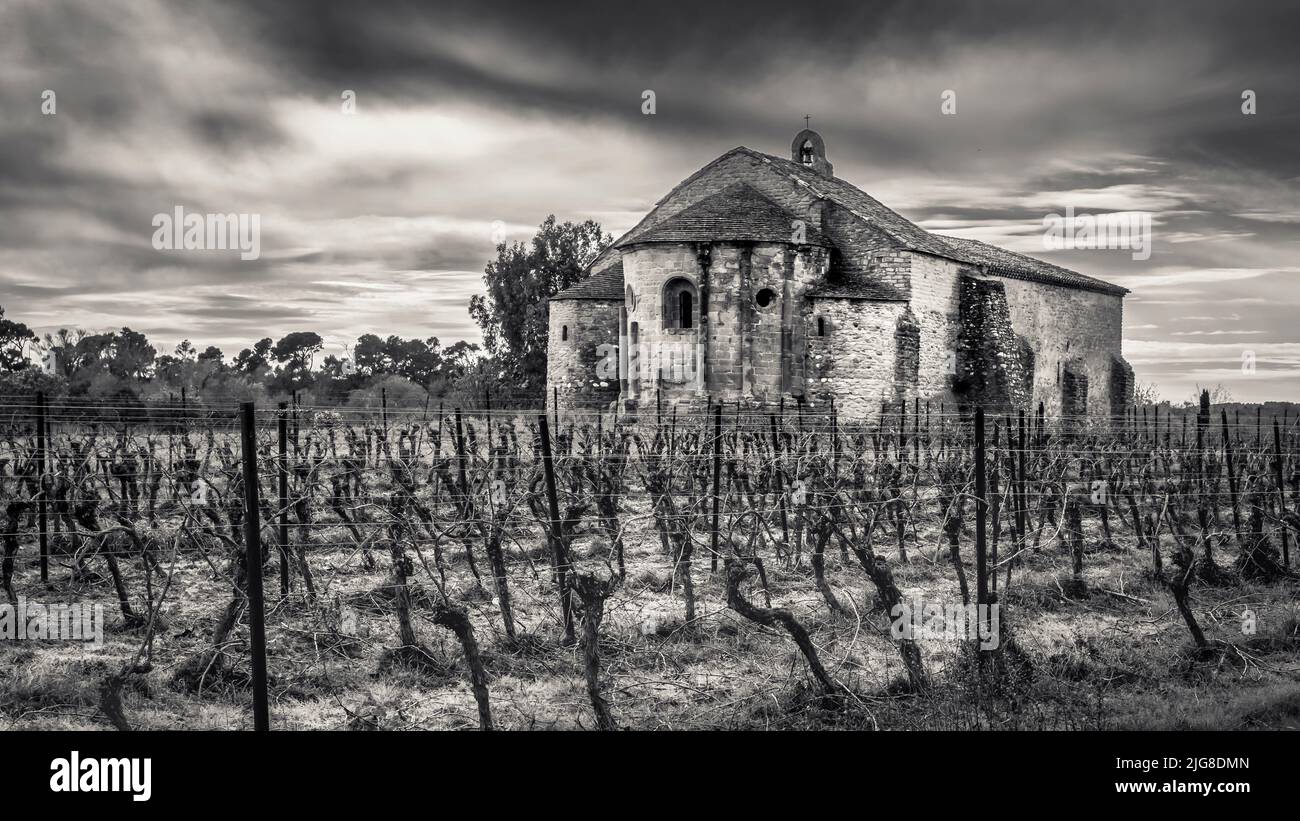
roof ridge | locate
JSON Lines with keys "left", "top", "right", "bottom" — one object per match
{"left": 741, "top": 148, "right": 966, "bottom": 258}
{"left": 573, "top": 143, "right": 1127, "bottom": 299}
{"left": 615, "top": 180, "right": 831, "bottom": 248}
{"left": 934, "top": 234, "right": 1128, "bottom": 295}
{"left": 585, "top": 147, "right": 754, "bottom": 272}
{"left": 551, "top": 258, "right": 625, "bottom": 301}
{"left": 740, "top": 147, "right": 1126, "bottom": 295}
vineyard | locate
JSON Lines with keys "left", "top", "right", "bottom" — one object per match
{"left": 2, "top": 394, "right": 1298, "bottom": 731}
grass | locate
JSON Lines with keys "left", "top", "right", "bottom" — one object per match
{"left": 2, "top": 503, "right": 1298, "bottom": 731}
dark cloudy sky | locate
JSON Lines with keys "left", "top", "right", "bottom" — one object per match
{"left": 2, "top": 0, "right": 1298, "bottom": 401}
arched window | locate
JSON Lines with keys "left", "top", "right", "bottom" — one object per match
{"left": 800, "top": 140, "right": 815, "bottom": 165}
{"left": 816, "top": 316, "right": 827, "bottom": 337}
{"left": 663, "top": 277, "right": 697, "bottom": 330}
{"left": 561, "top": 325, "right": 569, "bottom": 342}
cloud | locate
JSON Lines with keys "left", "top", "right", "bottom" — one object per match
{"left": 1108, "top": 267, "right": 1300, "bottom": 289}
{"left": 1169, "top": 330, "right": 1265, "bottom": 336}
{"left": 1234, "top": 210, "right": 1300, "bottom": 224}
{"left": 0, "top": 0, "right": 1297, "bottom": 402}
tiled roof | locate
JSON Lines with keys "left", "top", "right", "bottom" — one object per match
{"left": 615, "top": 183, "right": 830, "bottom": 248}
{"left": 551, "top": 259, "right": 625, "bottom": 301}
{"left": 931, "top": 236, "right": 1128, "bottom": 296}
{"left": 811, "top": 271, "right": 907, "bottom": 301}
{"left": 742, "top": 149, "right": 957, "bottom": 258}
{"left": 809, "top": 247, "right": 907, "bottom": 300}
{"left": 555, "top": 145, "right": 1128, "bottom": 302}
{"left": 810, "top": 281, "right": 907, "bottom": 300}
{"left": 740, "top": 147, "right": 1127, "bottom": 296}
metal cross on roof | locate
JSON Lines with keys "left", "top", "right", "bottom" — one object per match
{"left": 803, "top": 114, "right": 811, "bottom": 128}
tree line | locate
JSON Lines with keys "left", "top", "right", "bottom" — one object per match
{"left": 0, "top": 215, "right": 611, "bottom": 409}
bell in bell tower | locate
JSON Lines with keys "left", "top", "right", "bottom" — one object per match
{"left": 790, "top": 123, "right": 833, "bottom": 176}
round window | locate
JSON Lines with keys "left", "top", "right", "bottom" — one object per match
{"left": 755, "top": 288, "right": 777, "bottom": 308}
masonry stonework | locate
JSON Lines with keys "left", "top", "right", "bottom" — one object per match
{"left": 546, "top": 130, "right": 1132, "bottom": 421}
{"left": 956, "top": 276, "right": 1033, "bottom": 412}
{"left": 617, "top": 239, "right": 831, "bottom": 414}
{"left": 1062, "top": 358, "right": 1090, "bottom": 419}
{"left": 892, "top": 308, "right": 921, "bottom": 409}
{"left": 546, "top": 298, "right": 621, "bottom": 415}
{"left": 806, "top": 297, "right": 904, "bottom": 418}
{"left": 997, "top": 277, "right": 1127, "bottom": 416}
{"left": 1109, "top": 355, "right": 1135, "bottom": 419}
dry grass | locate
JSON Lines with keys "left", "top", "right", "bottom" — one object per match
{"left": 3, "top": 506, "right": 1297, "bottom": 731}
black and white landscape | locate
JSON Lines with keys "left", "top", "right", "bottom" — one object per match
{"left": 1, "top": 0, "right": 1298, "bottom": 747}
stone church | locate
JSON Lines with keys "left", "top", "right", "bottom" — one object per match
{"left": 546, "top": 129, "right": 1132, "bottom": 419}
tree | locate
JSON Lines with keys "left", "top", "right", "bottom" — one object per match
{"left": 272, "top": 332, "right": 323, "bottom": 372}
{"left": 1188, "top": 383, "right": 1232, "bottom": 407}
{"left": 320, "top": 354, "right": 346, "bottom": 379}
{"left": 469, "top": 215, "right": 610, "bottom": 394}
{"left": 271, "top": 331, "right": 323, "bottom": 391}
{"left": 41, "top": 327, "right": 86, "bottom": 351}
{"left": 353, "top": 333, "right": 389, "bottom": 375}
{"left": 388, "top": 335, "right": 442, "bottom": 384}
{"left": 442, "top": 340, "right": 481, "bottom": 379}
{"left": 108, "top": 327, "right": 156, "bottom": 379}
{"left": 1132, "top": 381, "right": 1161, "bottom": 406}
{"left": 0, "top": 365, "right": 63, "bottom": 397}
{"left": 0, "top": 305, "right": 35, "bottom": 372}
{"left": 70, "top": 333, "right": 115, "bottom": 373}
{"left": 152, "top": 354, "right": 182, "bottom": 385}
{"left": 38, "top": 328, "right": 87, "bottom": 377}
{"left": 234, "top": 338, "right": 273, "bottom": 375}
{"left": 152, "top": 352, "right": 225, "bottom": 399}
{"left": 352, "top": 334, "right": 443, "bottom": 384}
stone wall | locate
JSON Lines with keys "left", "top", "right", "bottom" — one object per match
{"left": 1062, "top": 357, "right": 1089, "bottom": 418}
{"left": 550, "top": 248, "right": 1131, "bottom": 421}
{"left": 548, "top": 148, "right": 1131, "bottom": 420}
{"left": 1109, "top": 355, "right": 1135, "bottom": 419}
{"left": 621, "top": 242, "right": 701, "bottom": 409}
{"left": 996, "top": 276, "right": 1128, "bottom": 416}
{"left": 906, "top": 251, "right": 965, "bottom": 404}
{"left": 823, "top": 204, "right": 909, "bottom": 294}
{"left": 546, "top": 298, "right": 621, "bottom": 416}
{"left": 806, "top": 297, "right": 906, "bottom": 419}
{"left": 955, "top": 276, "right": 1033, "bottom": 412}
{"left": 892, "top": 308, "right": 921, "bottom": 408}
{"left": 905, "top": 251, "right": 1129, "bottom": 416}
{"left": 621, "top": 240, "right": 829, "bottom": 412}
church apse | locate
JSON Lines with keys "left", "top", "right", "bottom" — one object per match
{"left": 546, "top": 128, "right": 1129, "bottom": 420}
